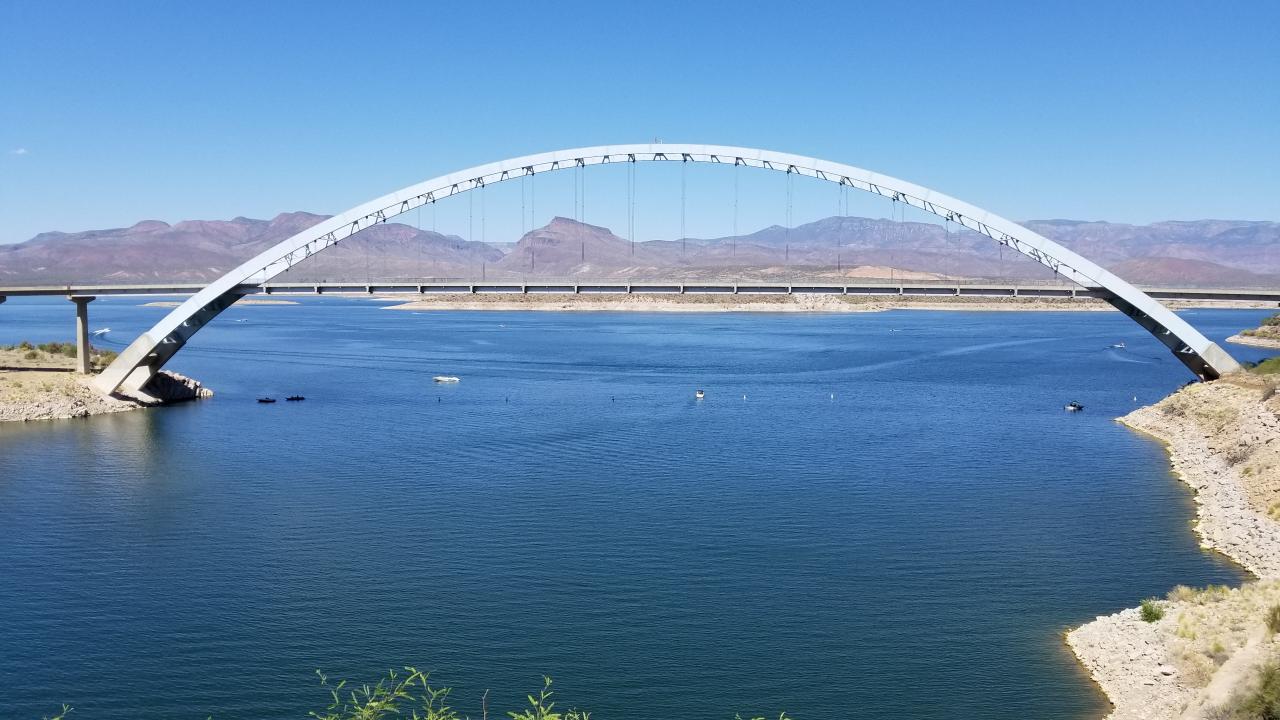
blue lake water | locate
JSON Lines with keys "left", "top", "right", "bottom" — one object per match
{"left": 1, "top": 297, "right": 1275, "bottom": 719}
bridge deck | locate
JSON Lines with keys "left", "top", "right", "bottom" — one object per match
{"left": 2, "top": 281, "right": 1278, "bottom": 303}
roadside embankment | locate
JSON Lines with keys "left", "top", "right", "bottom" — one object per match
{"left": 0, "top": 344, "right": 211, "bottom": 422}
{"left": 1067, "top": 372, "right": 1280, "bottom": 719}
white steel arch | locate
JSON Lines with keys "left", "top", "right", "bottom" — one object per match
{"left": 94, "top": 143, "right": 1240, "bottom": 396}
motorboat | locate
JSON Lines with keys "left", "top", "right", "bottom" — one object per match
{"left": 286, "top": 395, "right": 305, "bottom": 402}
{"left": 1064, "top": 401, "right": 1084, "bottom": 412}
{"left": 257, "top": 397, "right": 277, "bottom": 404}
{"left": 433, "top": 376, "right": 461, "bottom": 383}
{"left": 90, "top": 328, "right": 110, "bottom": 337}
{"left": 1110, "top": 342, "right": 1126, "bottom": 349}
{"left": 695, "top": 389, "right": 705, "bottom": 399}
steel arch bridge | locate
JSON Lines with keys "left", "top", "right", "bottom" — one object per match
{"left": 94, "top": 143, "right": 1241, "bottom": 396}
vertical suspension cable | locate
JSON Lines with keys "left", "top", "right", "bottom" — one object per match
{"left": 835, "top": 180, "right": 841, "bottom": 275}
{"left": 944, "top": 215, "right": 950, "bottom": 282}
{"left": 531, "top": 170, "right": 536, "bottom": 272}
{"left": 839, "top": 183, "right": 848, "bottom": 274}
{"left": 890, "top": 196, "right": 898, "bottom": 284}
{"left": 627, "top": 159, "right": 635, "bottom": 256}
{"left": 785, "top": 168, "right": 793, "bottom": 268}
{"left": 993, "top": 229, "right": 1003, "bottom": 280}
{"left": 680, "top": 158, "right": 687, "bottom": 255}
{"left": 732, "top": 160, "right": 739, "bottom": 258}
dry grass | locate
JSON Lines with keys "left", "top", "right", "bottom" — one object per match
{"left": 1162, "top": 581, "right": 1280, "bottom": 689}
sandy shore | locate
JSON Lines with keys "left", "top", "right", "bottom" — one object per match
{"left": 0, "top": 347, "right": 211, "bottom": 422}
{"left": 1067, "top": 374, "right": 1280, "bottom": 719}
{"left": 379, "top": 292, "right": 1276, "bottom": 313}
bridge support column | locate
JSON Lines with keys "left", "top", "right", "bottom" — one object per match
{"left": 0, "top": 296, "right": 6, "bottom": 305}
{"left": 69, "top": 296, "right": 95, "bottom": 374}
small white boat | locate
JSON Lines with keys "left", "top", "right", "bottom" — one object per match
{"left": 433, "top": 376, "right": 461, "bottom": 383}
{"left": 1110, "top": 342, "right": 1126, "bottom": 349}
{"left": 90, "top": 328, "right": 110, "bottom": 336}
{"left": 695, "top": 389, "right": 705, "bottom": 399}
{"left": 1064, "top": 401, "right": 1084, "bottom": 412}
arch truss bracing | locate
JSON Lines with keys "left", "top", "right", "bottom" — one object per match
{"left": 94, "top": 144, "right": 1240, "bottom": 396}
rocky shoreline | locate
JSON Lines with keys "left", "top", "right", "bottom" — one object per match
{"left": 1067, "top": 375, "right": 1280, "bottom": 719}
{"left": 1227, "top": 333, "right": 1280, "bottom": 350}
{"left": 0, "top": 369, "right": 211, "bottom": 423}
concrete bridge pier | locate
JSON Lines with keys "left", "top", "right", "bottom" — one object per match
{"left": 69, "top": 295, "right": 95, "bottom": 374}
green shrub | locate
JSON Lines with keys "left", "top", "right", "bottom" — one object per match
{"left": 1234, "top": 663, "right": 1280, "bottom": 719}
{"left": 23, "top": 350, "right": 39, "bottom": 360}
{"left": 1263, "top": 314, "right": 1280, "bottom": 327}
{"left": 37, "top": 341, "right": 77, "bottom": 358}
{"left": 1140, "top": 598, "right": 1165, "bottom": 623}
{"left": 1267, "top": 605, "right": 1280, "bottom": 634}
{"left": 1252, "top": 357, "right": 1280, "bottom": 376}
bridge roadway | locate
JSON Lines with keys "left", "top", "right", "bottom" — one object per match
{"left": 5, "top": 280, "right": 1272, "bottom": 378}
{"left": 3, "top": 281, "right": 1280, "bottom": 302}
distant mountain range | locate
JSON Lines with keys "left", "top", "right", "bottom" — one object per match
{"left": 2, "top": 212, "right": 1277, "bottom": 287}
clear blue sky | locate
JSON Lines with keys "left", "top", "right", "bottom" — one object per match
{"left": 1, "top": 1, "right": 1277, "bottom": 245}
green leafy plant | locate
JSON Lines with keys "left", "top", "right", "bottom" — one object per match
{"left": 309, "top": 667, "right": 459, "bottom": 720}
{"left": 1140, "top": 598, "right": 1165, "bottom": 623}
{"left": 307, "top": 669, "right": 599, "bottom": 720}
{"left": 1267, "top": 605, "right": 1280, "bottom": 634}
{"left": 507, "top": 676, "right": 589, "bottom": 720}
